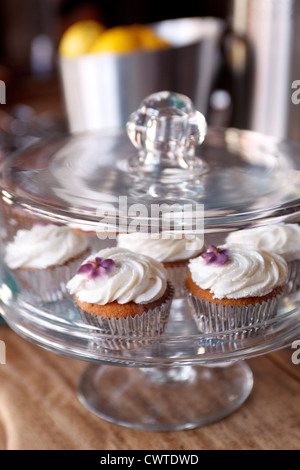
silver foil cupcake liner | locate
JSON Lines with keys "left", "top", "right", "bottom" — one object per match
{"left": 12, "top": 250, "right": 90, "bottom": 303}
{"left": 187, "top": 290, "right": 283, "bottom": 339}
{"left": 285, "top": 259, "right": 300, "bottom": 295}
{"left": 76, "top": 283, "right": 174, "bottom": 350}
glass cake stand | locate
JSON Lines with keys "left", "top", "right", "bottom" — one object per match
{"left": 0, "top": 91, "right": 300, "bottom": 431}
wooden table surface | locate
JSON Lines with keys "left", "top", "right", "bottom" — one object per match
{"left": 0, "top": 323, "right": 299, "bottom": 450}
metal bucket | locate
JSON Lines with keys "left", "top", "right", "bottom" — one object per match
{"left": 59, "top": 17, "right": 224, "bottom": 133}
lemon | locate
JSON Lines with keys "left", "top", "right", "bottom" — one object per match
{"left": 59, "top": 20, "right": 105, "bottom": 57}
{"left": 89, "top": 25, "right": 140, "bottom": 54}
{"left": 89, "top": 24, "right": 170, "bottom": 55}
{"left": 134, "top": 24, "right": 170, "bottom": 51}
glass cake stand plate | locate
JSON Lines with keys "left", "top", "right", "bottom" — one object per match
{"left": 0, "top": 91, "right": 300, "bottom": 430}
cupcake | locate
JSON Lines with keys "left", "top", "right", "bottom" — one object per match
{"left": 67, "top": 247, "right": 173, "bottom": 350}
{"left": 4, "top": 223, "right": 90, "bottom": 302}
{"left": 185, "top": 244, "right": 288, "bottom": 336}
{"left": 226, "top": 223, "right": 300, "bottom": 293}
{"left": 117, "top": 232, "right": 203, "bottom": 297}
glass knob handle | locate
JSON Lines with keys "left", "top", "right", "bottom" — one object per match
{"left": 126, "top": 91, "right": 207, "bottom": 170}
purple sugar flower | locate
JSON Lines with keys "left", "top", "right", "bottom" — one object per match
{"left": 77, "top": 256, "right": 116, "bottom": 280}
{"left": 201, "top": 245, "right": 230, "bottom": 266}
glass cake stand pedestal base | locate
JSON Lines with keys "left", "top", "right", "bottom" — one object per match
{"left": 77, "top": 361, "right": 253, "bottom": 431}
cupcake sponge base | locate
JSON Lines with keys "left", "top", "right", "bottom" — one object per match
{"left": 76, "top": 284, "right": 172, "bottom": 318}
{"left": 186, "top": 272, "right": 284, "bottom": 307}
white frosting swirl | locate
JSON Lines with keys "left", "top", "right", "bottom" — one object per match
{"left": 188, "top": 245, "right": 287, "bottom": 299}
{"left": 67, "top": 247, "right": 168, "bottom": 304}
{"left": 117, "top": 232, "right": 203, "bottom": 262}
{"left": 226, "top": 224, "right": 300, "bottom": 262}
{"left": 5, "top": 224, "right": 89, "bottom": 269}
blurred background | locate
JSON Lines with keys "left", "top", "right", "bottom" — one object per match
{"left": 0, "top": 0, "right": 228, "bottom": 75}
{"left": 0, "top": 0, "right": 300, "bottom": 158}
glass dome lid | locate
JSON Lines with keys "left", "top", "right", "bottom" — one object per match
{"left": 1, "top": 91, "right": 300, "bottom": 235}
